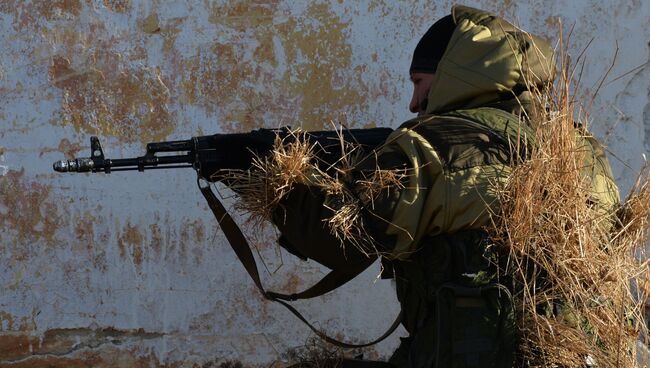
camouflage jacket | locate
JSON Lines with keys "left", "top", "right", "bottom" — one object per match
{"left": 271, "top": 5, "right": 621, "bottom": 368}
{"left": 272, "top": 5, "right": 619, "bottom": 264}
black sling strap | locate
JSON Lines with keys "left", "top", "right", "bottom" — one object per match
{"left": 198, "top": 179, "right": 402, "bottom": 348}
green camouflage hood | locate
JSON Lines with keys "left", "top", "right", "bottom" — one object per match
{"left": 425, "top": 5, "right": 555, "bottom": 115}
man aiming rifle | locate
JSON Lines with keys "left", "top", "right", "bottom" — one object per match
{"left": 250, "top": 5, "right": 619, "bottom": 367}
{"left": 55, "top": 5, "right": 621, "bottom": 367}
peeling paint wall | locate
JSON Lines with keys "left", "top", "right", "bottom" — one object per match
{"left": 1, "top": 1, "right": 649, "bottom": 366}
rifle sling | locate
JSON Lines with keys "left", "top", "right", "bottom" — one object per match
{"left": 198, "top": 180, "right": 402, "bottom": 348}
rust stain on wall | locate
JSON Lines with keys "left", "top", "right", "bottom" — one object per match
{"left": 57, "top": 138, "right": 83, "bottom": 160}
{"left": 161, "top": 18, "right": 185, "bottom": 53}
{"left": 181, "top": 219, "right": 205, "bottom": 244}
{"left": 103, "top": 0, "right": 130, "bottom": 13}
{"left": 48, "top": 55, "right": 175, "bottom": 144}
{"left": 368, "top": 0, "right": 392, "bottom": 17}
{"left": 179, "top": 218, "right": 205, "bottom": 263}
{"left": 275, "top": 3, "right": 364, "bottom": 130}
{"left": 183, "top": 2, "right": 365, "bottom": 132}
{"left": 545, "top": 15, "right": 561, "bottom": 29}
{"left": 0, "top": 170, "right": 62, "bottom": 247}
{"left": 0, "top": 334, "right": 39, "bottom": 362}
{"left": 117, "top": 222, "right": 144, "bottom": 266}
{"left": 279, "top": 274, "right": 303, "bottom": 294}
{"left": 74, "top": 211, "right": 96, "bottom": 253}
{"left": 0, "top": 312, "right": 15, "bottom": 331}
{"left": 19, "top": 311, "right": 37, "bottom": 333}
{"left": 0, "top": 310, "right": 37, "bottom": 334}
{"left": 36, "top": 0, "right": 82, "bottom": 20}
{"left": 5, "top": 269, "right": 23, "bottom": 291}
{"left": 149, "top": 223, "right": 163, "bottom": 256}
{"left": 230, "top": 286, "right": 269, "bottom": 322}
{"left": 140, "top": 13, "right": 161, "bottom": 34}
{"left": 0, "top": 1, "right": 81, "bottom": 32}
{"left": 180, "top": 43, "right": 249, "bottom": 118}
{"left": 208, "top": 1, "right": 281, "bottom": 29}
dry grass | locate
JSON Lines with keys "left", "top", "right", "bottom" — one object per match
{"left": 214, "top": 132, "right": 316, "bottom": 231}
{"left": 283, "top": 338, "right": 344, "bottom": 368}
{"left": 217, "top": 127, "right": 405, "bottom": 258}
{"left": 488, "top": 34, "right": 650, "bottom": 367}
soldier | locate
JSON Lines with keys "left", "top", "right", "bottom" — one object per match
{"left": 272, "top": 5, "right": 619, "bottom": 368}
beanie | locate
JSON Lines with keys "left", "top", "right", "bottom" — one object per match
{"left": 409, "top": 14, "right": 456, "bottom": 74}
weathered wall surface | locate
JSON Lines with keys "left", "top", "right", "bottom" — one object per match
{"left": 1, "top": 0, "right": 648, "bottom": 366}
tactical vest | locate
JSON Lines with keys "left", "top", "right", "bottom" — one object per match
{"left": 385, "top": 106, "right": 617, "bottom": 367}
{"left": 388, "top": 230, "right": 515, "bottom": 368}
{"left": 383, "top": 107, "right": 532, "bottom": 368}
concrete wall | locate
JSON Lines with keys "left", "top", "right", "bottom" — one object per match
{"left": 1, "top": 0, "right": 648, "bottom": 366}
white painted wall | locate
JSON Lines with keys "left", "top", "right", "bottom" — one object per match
{"left": 1, "top": 1, "right": 648, "bottom": 366}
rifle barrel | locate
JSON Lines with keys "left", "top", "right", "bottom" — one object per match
{"left": 53, "top": 153, "right": 195, "bottom": 173}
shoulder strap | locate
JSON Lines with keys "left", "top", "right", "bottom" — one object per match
{"left": 198, "top": 179, "right": 402, "bottom": 348}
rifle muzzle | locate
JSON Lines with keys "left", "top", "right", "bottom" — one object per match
{"left": 53, "top": 158, "right": 95, "bottom": 173}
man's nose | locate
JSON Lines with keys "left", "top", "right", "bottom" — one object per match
{"left": 409, "top": 95, "right": 419, "bottom": 113}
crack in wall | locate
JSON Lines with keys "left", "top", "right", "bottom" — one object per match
{"left": 0, "top": 327, "right": 163, "bottom": 364}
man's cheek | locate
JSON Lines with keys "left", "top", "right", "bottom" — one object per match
{"left": 419, "top": 98, "right": 428, "bottom": 114}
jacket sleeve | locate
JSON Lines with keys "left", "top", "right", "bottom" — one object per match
{"left": 355, "top": 126, "right": 508, "bottom": 259}
{"left": 271, "top": 124, "right": 509, "bottom": 261}
{"left": 272, "top": 181, "right": 375, "bottom": 270}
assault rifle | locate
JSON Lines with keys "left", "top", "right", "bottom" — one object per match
{"left": 52, "top": 127, "right": 402, "bottom": 349}
{"left": 52, "top": 127, "right": 393, "bottom": 179}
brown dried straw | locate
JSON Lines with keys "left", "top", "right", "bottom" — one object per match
{"left": 283, "top": 337, "right": 344, "bottom": 368}
{"left": 489, "top": 33, "right": 650, "bottom": 367}
{"left": 218, "top": 127, "right": 405, "bottom": 258}
{"left": 214, "top": 132, "right": 316, "bottom": 231}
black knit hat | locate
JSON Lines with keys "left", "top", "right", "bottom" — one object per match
{"left": 409, "top": 14, "right": 456, "bottom": 74}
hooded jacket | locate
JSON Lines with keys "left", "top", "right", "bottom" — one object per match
{"left": 272, "top": 5, "right": 619, "bottom": 264}
{"left": 270, "top": 5, "right": 621, "bottom": 367}
{"left": 380, "top": 5, "right": 619, "bottom": 257}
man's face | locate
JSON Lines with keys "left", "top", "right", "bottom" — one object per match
{"left": 409, "top": 72, "right": 435, "bottom": 115}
